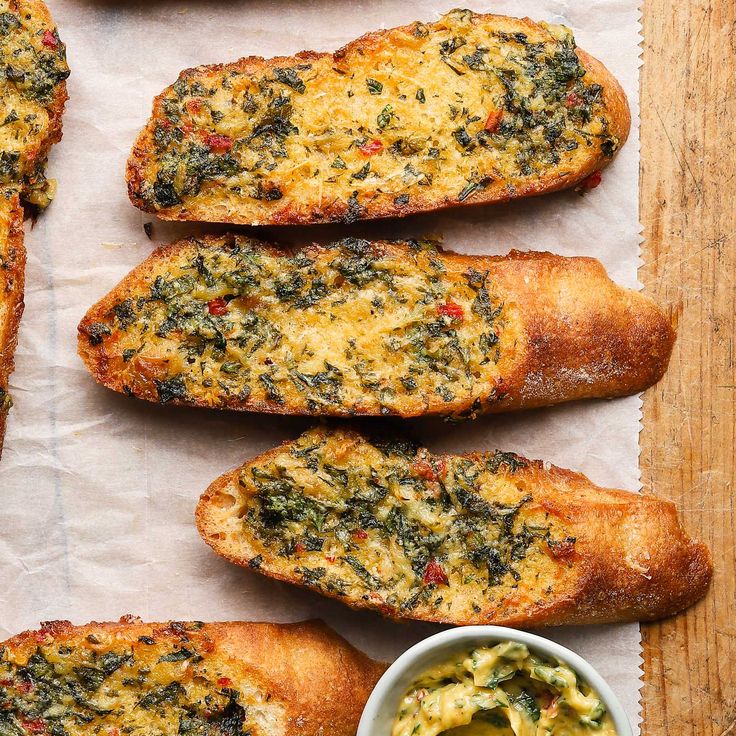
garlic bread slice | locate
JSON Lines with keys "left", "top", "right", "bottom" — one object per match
{"left": 197, "top": 426, "right": 712, "bottom": 627}
{"left": 78, "top": 236, "right": 674, "bottom": 419}
{"left": 127, "top": 9, "right": 629, "bottom": 225}
{"left": 0, "top": 617, "right": 385, "bottom": 736}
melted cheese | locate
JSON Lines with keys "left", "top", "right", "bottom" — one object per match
{"left": 80, "top": 236, "right": 522, "bottom": 418}
{"left": 198, "top": 426, "right": 581, "bottom": 624}
{"left": 393, "top": 642, "right": 617, "bottom": 736}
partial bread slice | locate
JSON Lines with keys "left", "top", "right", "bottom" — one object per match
{"left": 0, "top": 0, "right": 69, "bottom": 209}
{"left": 126, "top": 9, "right": 629, "bottom": 225}
{"left": 0, "top": 188, "right": 25, "bottom": 456}
{"left": 197, "top": 426, "right": 712, "bottom": 627}
{"left": 0, "top": 617, "right": 386, "bottom": 736}
{"left": 78, "top": 236, "right": 674, "bottom": 419}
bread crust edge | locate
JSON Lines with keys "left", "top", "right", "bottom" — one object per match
{"left": 0, "top": 190, "right": 26, "bottom": 457}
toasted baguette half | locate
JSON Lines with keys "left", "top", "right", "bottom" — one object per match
{"left": 0, "top": 188, "right": 25, "bottom": 456}
{"left": 0, "top": 617, "right": 386, "bottom": 736}
{"left": 0, "top": 0, "right": 69, "bottom": 209}
{"left": 126, "top": 9, "right": 629, "bottom": 226}
{"left": 77, "top": 236, "right": 674, "bottom": 419}
{"left": 197, "top": 426, "right": 712, "bottom": 627}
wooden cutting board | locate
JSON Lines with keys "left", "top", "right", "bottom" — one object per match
{"left": 640, "top": 1, "right": 735, "bottom": 733}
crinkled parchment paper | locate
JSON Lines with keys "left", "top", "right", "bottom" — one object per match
{"left": 0, "top": 0, "right": 644, "bottom": 731}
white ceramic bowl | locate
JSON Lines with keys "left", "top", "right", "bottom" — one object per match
{"left": 357, "top": 626, "right": 633, "bottom": 736}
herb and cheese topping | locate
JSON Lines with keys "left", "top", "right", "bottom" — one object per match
{"left": 128, "top": 9, "right": 627, "bottom": 224}
{"left": 0, "top": 622, "right": 278, "bottom": 736}
{"left": 79, "top": 236, "right": 521, "bottom": 418}
{"left": 0, "top": 0, "right": 69, "bottom": 208}
{"left": 197, "top": 427, "right": 583, "bottom": 623}
{"left": 393, "top": 641, "right": 616, "bottom": 736}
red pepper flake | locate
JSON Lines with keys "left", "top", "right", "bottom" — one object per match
{"left": 422, "top": 559, "right": 448, "bottom": 586}
{"left": 435, "top": 459, "right": 447, "bottom": 478}
{"left": 108, "top": 728, "right": 120, "bottom": 736}
{"left": 565, "top": 92, "right": 583, "bottom": 108}
{"left": 437, "top": 301, "right": 464, "bottom": 322}
{"left": 539, "top": 694, "right": 559, "bottom": 716}
{"left": 0, "top": 679, "right": 12, "bottom": 687}
{"left": 326, "top": 555, "right": 336, "bottom": 563}
{"left": 484, "top": 108, "right": 503, "bottom": 133}
{"left": 186, "top": 99, "right": 203, "bottom": 116}
{"left": 205, "top": 134, "right": 233, "bottom": 154}
{"left": 411, "top": 458, "right": 437, "bottom": 482}
{"left": 539, "top": 692, "right": 553, "bottom": 709}
{"left": 294, "top": 542, "right": 306, "bottom": 554}
{"left": 352, "top": 529, "right": 368, "bottom": 540}
{"left": 579, "top": 171, "right": 602, "bottom": 191}
{"left": 41, "top": 30, "right": 58, "bottom": 49}
{"left": 16, "top": 681, "right": 33, "bottom": 694}
{"left": 22, "top": 719, "right": 47, "bottom": 734}
{"left": 217, "top": 677, "right": 232, "bottom": 687}
{"left": 358, "top": 139, "right": 383, "bottom": 156}
{"left": 207, "top": 297, "right": 228, "bottom": 316}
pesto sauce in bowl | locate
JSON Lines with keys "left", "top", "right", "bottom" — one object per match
{"left": 393, "top": 641, "right": 616, "bottom": 736}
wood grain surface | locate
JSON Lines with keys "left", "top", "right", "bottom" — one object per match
{"left": 639, "top": 1, "right": 735, "bottom": 733}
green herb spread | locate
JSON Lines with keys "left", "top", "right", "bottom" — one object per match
{"left": 394, "top": 641, "right": 616, "bottom": 736}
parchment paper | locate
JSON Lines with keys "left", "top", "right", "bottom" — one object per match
{"left": 0, "top": 0, "right": 644, "bottom": 731}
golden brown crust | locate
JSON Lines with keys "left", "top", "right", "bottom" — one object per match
{"left": 0, "top": 189, "right": 25, "bottom": 456}
{"left": 126, "top": 12, "right": 630, "bottom": 226}
{"left": 77, "top": 236, "right": 674, "bottom": 418}
{"left": 213, "top": 620, "right": 386, "bottom": 735}
{"left": 485, "top": 251, "right": 676, "bottom": 410}
{"left": 2, "top": 618, "right": 386, "bottom": 736}
{"left": 482, "top": 461, "right": 713, "bottom": 625}
{"left": 196, "top": 427, "right": 712, "bottom": 627}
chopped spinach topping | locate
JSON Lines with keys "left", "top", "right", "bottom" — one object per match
{"left": 155, "top": 376, "right": 187, "bottom": 404}
{"left": 351, "top": 162, "right": 370, "bottom": 180}
{"left": 85, "top": 236, "right": 512, "bottom": 417}
{"left": 366, "top": 78, "right": 383, "bottom": 95}
{"left": 376, "top": 104, "right": 394, "bottom": 130}
{"left": 234, "top": 427, "right": 573, "bottom": 617}
{"left": 0, "top": 634, "right": 253, "bottom": 736}
{"left": 134, "top": 10, "right": 621, "bottom": 222}
{"left": 273, "top": 67, "right": 306, "bottom": 93}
